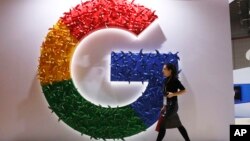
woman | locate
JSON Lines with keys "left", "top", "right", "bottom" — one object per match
{"left": 156, "top": 63, "right": 190, "bottom": 141}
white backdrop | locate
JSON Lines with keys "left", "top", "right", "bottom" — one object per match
{"left": 0, "top": 0, "right": 234, "bottom": 141}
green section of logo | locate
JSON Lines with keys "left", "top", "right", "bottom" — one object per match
{"left": 42, "top": 79, "right": 147, "bottom": 140}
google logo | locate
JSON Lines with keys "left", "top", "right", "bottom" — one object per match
{"left": 38, "top": 0, "right": 178, "bottom": 140}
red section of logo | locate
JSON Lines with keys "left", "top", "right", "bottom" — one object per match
{"left": 61, "top": 0, "right": 158, "bottom": 40}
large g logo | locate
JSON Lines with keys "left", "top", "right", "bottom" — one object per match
{"left": 38, "top": 0, "right": 179, "bottom": 140}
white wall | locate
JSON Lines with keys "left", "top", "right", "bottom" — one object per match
{"left": 234, "top": 67, "right": 250, "bottom": 84}
{"left": 0, "top": 0, "right": 234, "bottom": 141}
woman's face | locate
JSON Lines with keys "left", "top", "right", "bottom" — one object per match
{"left": 162, "top": 65, "right": 172, "bottom": 77}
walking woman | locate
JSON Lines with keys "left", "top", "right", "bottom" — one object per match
{"left": 156, "top": 63, "right": 190, "bottom": 141}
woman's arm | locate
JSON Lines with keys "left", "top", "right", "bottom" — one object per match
{"left": 167, "top": 89, "right": 186, "bottom": 98}
{"left": 167, "top": 79, "right": 186, "bottom": 98}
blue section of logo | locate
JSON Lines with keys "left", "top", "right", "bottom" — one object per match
{"left": 111, "top": 50, "right": 179, "bottom": 127}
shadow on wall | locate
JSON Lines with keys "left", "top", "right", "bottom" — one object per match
{"left": 179, "top": 73, "right": 197, "bottom": 138}
{"left": 14, "top": 77, "right": 86, "bottom": 141}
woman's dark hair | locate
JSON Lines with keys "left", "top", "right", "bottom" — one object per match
{"left": 165, "top": 63, "right": 178, "bottom": 78}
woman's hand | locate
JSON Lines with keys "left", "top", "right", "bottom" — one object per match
{"left": 160, "top": 106, "right": 166, "bottom": 114}
{"left": 167, "top": 92, "right": 175, "bottom": 98}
